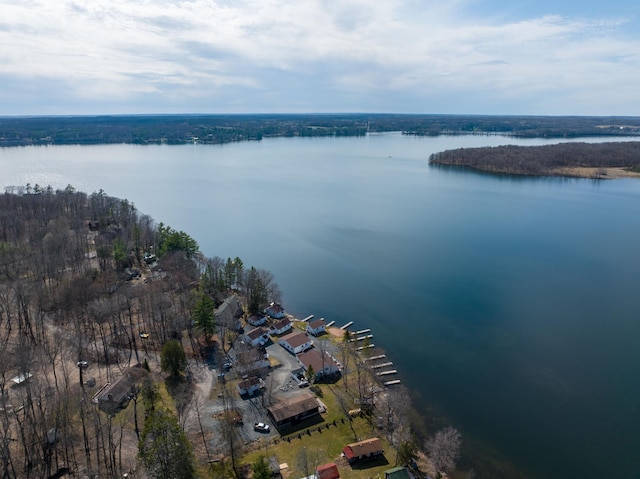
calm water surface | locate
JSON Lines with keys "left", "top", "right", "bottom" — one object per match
{"left": 2, "top": 133, "right": 640, "bottom": 479}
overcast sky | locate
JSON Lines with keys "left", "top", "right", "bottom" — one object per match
{"left": 2, "top": 0, "right": 639, "bottom": 116}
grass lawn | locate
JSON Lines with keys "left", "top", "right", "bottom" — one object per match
{"left": 241, "top": 383, "right": 397, "bottom": 479}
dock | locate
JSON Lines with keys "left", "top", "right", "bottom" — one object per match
{"left": 384, "top": 380, "right": 401, "bottom": 386}
{"left": 349, "top": 334, "right": 374, "bottom": 342}
{"left": 302, "top": 315, "right": 314, "bottom": 322}
{"left": 356, "top": 344, "right": 375, "bottom": 351}
{"left": 354, "top": 328, "right": 371, "bottom": 335}
{"left": 326, "top": 320, "right": 335, "bottom": 328}
{"left": 340, "top": 321, "right": 354, "bottom": 330}
{"left": 364, "top": 354, "right": 386, "bottom": 362}
{"left": 370, "top": 362, "right": 393, "bottom": 369}
{"left": 377, "top": 370, "right": 397, "bottom": 376}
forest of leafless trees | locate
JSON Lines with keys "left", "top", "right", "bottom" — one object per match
{"left": 429, "top": 141, "right": 640, "bottom": 177}
{"left": 0, "top": 185, "right": 280, "bottom": 478}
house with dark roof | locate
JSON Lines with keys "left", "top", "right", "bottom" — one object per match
{"left": 247, "top": 313, "right": 268, "bottom": 327}
{"left": 235, "top": 345, "right": 270, "bottom": 376}
{"left": 267, "top": 391, "right": 320, "bottom": 429}
{"left": 306, "top": 318, "right": 326, "bottom": 336}
{"left": 216, "top": 294, "right": 243, "bottom": 331}
{"left": 384, "top": 466, "right": 413, "bottom": 479}
{"left": 342, "top": 437, "right": 384, "bottom": 464}
{"left": 270, "top": 317, "right": 292, "bottom": 335}
{"left": 297, "top": 349, "right": 341, "bottom": 381}
{"left": 243, "top": 327, "right": 270, "bottom": 347}
{"left": 95, "top": 376, "right": 135, "bottom": 414}
{"left": 279, "top": 331, "right": 313, "bottom": 355}
{"left": 236, "top": 376, "right": 264, "bottom": 396}
{"left": 264, "top": 302, "right": 286, "bottom": 319}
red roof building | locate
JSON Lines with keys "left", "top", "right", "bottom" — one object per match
{"left": 342, "top": 437, "right": 384, "bottom": 463}
{"left": 316, "top": 462, "right": 340, "bottom": 479}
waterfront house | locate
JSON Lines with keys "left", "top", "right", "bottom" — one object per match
{"left": 270, "top": 317, "right": 292, "bottom": 335}
{"left": 264, "top": 302, "right": 286, "bottom": 319}
{"left": 342, "top": 437, "right": 384, "bottom": 464}
{"left": 316, "top": 462, "right": 340, "bottom": 479}
{"left": 243, "top": 327, "right": 270, "bottom": 347}
{"left": 279, "top": 331, "right": 313, "bottom": 355}
{"left": 236, "top": 376, "right": 264, "bottom": 396}
{"left": 267, "top": 391, "right": 320, "bottom": 429}
{"left": 247, "top": 313, "right": 268, "bottom": 327}
{"left": 306, "top": 318, "right": 326, "bottom": 337}
{"left": 297, "top": 349, "right": 341, "bottom": 381}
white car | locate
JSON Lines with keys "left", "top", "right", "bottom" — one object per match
{"left": 254, "top": 422, "right": 270, "bottom": 433}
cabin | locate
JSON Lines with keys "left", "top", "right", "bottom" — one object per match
{"left": 297, "top": 349, "right": 341, "bottom": 381}
{"left": 247, "top": 313, "right": 268, "bottom": 327}
{"left": 270, "top": 317, "right": 292, "bottom": 335}
{"left": 342, "top": 437, "right": 384, "bottom": 464}
{"left": 95, "top": 376, "right": 135, "bottom": 414}
{"left": 316, "top": 462, "right": 340, "bottom": 479}
{"left": 264, "top": 302, "right": 286, "bottom": 319}
{"left": 216, "top": 294, "right": 244, "bottom": 331}
{"left": 306, "top": 318, "right": 326, "bottom": 337}
{"left": 384, "top": 466, "right": 413, "bottom": 479}
{"left": 279, "top": 331, "right": 313, "bottom": 355}
{"left": 267, "top": 391, "right": 320, "bottom": 429}
{"left": 236, "top": 376, "right": 264, "bottom": 396}
{"left": 243, "top": 327, "right": 270, "bottom": 347}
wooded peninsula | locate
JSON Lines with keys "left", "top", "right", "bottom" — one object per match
{"left": 429, "top": 141, "right": 640, "bottom": 179}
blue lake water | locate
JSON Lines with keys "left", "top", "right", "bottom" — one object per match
{"left": 2, "top": 133, "right": 640, "bottom": 478}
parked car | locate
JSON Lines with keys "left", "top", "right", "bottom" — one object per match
{"left": 254, "top": 422, "right": 270, "bottom": 433}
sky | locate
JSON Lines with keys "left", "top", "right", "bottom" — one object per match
{"left": 1, "top": 0, "right": 639, "bottom": 116}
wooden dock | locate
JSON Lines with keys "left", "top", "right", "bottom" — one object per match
{"left": 354, "top": 328, "right": 371, "bottom": 335}
{"left": 370, "top": 362, "right": 393, "bottom": 369}
{"left": 356, "top": 344, "right": 374, "bottom": 351}
{"left": 377, "top": 370, "right": 397, "bottom": 376}
{"left": 340, "top": 321, "right": 354, "bottom": 330}
{"left": 326, "top": 320, "right": 335, "bottom": 328}
{"left": 350, "top": 334, "right": 374, "bottom": 342}
{"left": 384, "top": 380, "right": 401, "bottom": 386}
{"left": 364, "top": 354, "right": 386, "bottom": 362}
{"left": 302, "top": 315, "right": 314, "bottom": 322}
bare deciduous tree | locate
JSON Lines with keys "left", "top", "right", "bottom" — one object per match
{"left": 425, "top": 426, "right": 462, "bottom": 476}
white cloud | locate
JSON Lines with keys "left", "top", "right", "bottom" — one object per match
{"left": 0, "top": 0, "right": 638, "bottom": 114}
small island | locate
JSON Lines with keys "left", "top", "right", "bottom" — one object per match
{"left": 429, "top": 141, "right": 640, "bottom": 179}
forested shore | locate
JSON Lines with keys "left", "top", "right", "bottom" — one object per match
{"left": 429, "top": 141, "right": 640, "bottom": 178}
{"left": 1, "top": 114, "right": 640, "bottom": 146}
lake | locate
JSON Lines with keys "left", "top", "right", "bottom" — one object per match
{"left": 2, "top": 133, "right": 640, "bottom": 478}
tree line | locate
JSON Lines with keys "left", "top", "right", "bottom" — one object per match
{"left": 2, "top": 114, "right": 640, "bottom": 147}
{"left": 429, "top": 141, "right": 640, "bottom": 176}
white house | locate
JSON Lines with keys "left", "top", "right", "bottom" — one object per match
{"left": 270, "top": 317, "right": 292, "bottom": 336}
{"left": 279, "top": 331, "right": 313, "bottom": 355}
{"left": 237, "top": 376, "right": 264, "bottom": 396}
{"left": 247, "top": 313, "right": 268, "bottom": 327}
{"left": 264, "top": 302, "right": 286, "bottom": 319}
{"left": 297, "top": 349, "right": 341, "bottom": 380}
{"left": 306, "top": 318, "right": 326, "bottom": 337}
{"left": 235, "top": 346, "right": 270, "bottom": 376}
{"left": 243, "top": 327, "right": 270, "bottom": 347}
